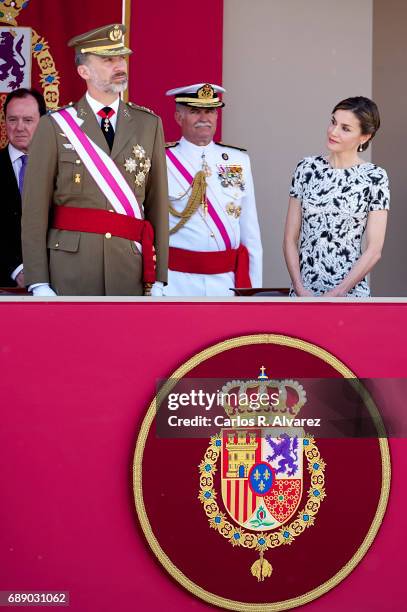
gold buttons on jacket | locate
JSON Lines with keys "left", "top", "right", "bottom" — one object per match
{"left": 105, "top": 232, "right": 112, "bottom": 239}
{"left": 75, "top": 159, "right": 81, "bottom": 165}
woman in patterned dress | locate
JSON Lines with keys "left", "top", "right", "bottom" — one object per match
{"left": 283, "top": 97, "right": 389, "bottom": 297}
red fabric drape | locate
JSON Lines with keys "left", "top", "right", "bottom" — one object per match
{"left": 10, "top": 0, "right": 121, "bottom": 104}
{"left": 0, "top": 1, "right": 120, "bottom": 147}
{"left": 127, "top": 0, "right": 224, "bottom": 141}
{"left": 0, "top": 1, "right": 224, "bottom": 142}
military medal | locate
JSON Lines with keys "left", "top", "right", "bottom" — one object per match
{"left": 124, "top": 144, "right": 151, "bottom": 188}
{"left": 226, "top": 202, "right": 242, "bottom": 218}
{"left": 124, "top": 158, "right": 137, "bottom": 173}
{"left": 133, "top": 144, "right": 146, "bottom": 159}
{"left": 98, "top": 107, "right": 114, "bottom": 131}
{"left": 217, "top": 163, "right": 245, "bottom": 191}
{"left": 226, "top": 203, "right": 235, "bottom": 216}
{"left": 201, "top": 152, "right": 212, "bottom": 177}
{"left": 202, "top": 194, "right": 208, "bottom": 217}
{"left": 200, "top": 152, "right": 212, "bottom": 216}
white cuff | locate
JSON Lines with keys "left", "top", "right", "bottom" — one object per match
{"left": 150, "top": 281, "right": 164, "bottom": 296}
{"left": 11, "top": 264, "right": 23, "bottom": 281}
{"left": 30, "top": 284, "right": 57, "bottom": 296}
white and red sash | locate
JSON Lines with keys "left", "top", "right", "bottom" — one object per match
{"left": 51, "top": 107, "right": 143, "bottom": 250}
{"left": 166, "top": 146, "right": 233, "bottom": 250}
{"left": 166, "top": 146, "right": 251, "bottom": 287}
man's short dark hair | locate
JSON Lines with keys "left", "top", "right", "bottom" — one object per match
{"left": 4, "top": 88, "right": 47, "bottom": 118}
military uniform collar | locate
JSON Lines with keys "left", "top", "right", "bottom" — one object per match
{"left": 73, "top": 95, "right": 134, "bottom": 158}
{"left": 178, "top": 136, "right": 216, "bottom": 159}
{"left": 74, "top": 95, "right": 110, "bottom": 154}
{"left": 85, "top": 92, "right": 120, "bottom": 129}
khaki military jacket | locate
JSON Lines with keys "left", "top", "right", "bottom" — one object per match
{"left": 21, "top": 96, "right": 168, "bottom": 295}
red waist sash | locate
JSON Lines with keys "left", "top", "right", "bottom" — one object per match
{"left": 52, "top": 206, "right": 156, "bottom": 283}
{"left": 168, "top": 245, "right": 251, "bottom": 288}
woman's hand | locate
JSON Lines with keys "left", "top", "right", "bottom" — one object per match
{"left": 294, "top": 286, "right": 314, "bottom": 297}
{"left": 323, "top": 287, "right": 346, "bottom": 297}
{"left": 323, "top": 210, "right": 388, "bottom": 296}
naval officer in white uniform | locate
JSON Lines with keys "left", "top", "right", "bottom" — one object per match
{"left": 163, "top": 83, "right": 262, "bottom": 296}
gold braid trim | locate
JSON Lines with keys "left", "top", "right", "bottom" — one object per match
{"left": 169, "top": 170, "right": 206, "bottom": 235}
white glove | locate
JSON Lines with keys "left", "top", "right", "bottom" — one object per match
{"left": 31, "top": 284, "right": 57, "bottom": 297}
{"left": 150, "top": 281, "right": 164, "bottom": 297}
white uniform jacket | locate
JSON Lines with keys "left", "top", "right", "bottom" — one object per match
{"left": 164, "top": 137, "right": 262, "bottom": 296}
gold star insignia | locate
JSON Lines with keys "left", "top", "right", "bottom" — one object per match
{"left": 133, "top": 144, "right": 146, "bottom": 159}
{"left": 124, "top": 158, "right": 137, "bottom": 173}
{"left": 135, "top": 171, "right": 146, "bottom": 186}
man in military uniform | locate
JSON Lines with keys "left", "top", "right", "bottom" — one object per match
{"left": 22, "top": 24, "right": 168, "bottom": 296}
{"left": 163, "top": 83, "right": 262, "bottom": 296}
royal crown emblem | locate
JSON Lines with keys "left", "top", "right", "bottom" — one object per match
{"left": 0, "top": 0, "right": 27, "bottom": 22}
{"left": 198, "top": 369, "right": 326, "bottom": 582}
{"left": 109, "top": 25, "right": 123, "bottom": 42}
{"left": 197, "top": 83, "right": 214, "bottom": 100}
{"left": 135, "top": 335, "right": 391, "bottom": 609}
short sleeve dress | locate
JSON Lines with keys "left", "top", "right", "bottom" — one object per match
{"left": 289, "top": 155, "right": 390, "bottom": 296}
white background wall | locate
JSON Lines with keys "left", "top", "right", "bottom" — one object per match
{"left": 222, "top": 0, "right": 373, "bottom": 287}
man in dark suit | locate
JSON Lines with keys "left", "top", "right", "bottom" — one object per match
{"left": 0, "top": 88, "right": 46, "bottom": 287}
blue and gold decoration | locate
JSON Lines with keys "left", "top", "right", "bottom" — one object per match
{"left": 0, "top": 0, "right": 59, "bottom": 147}
{"left": 198, "top": 377, "right": 326, "bottom": 582}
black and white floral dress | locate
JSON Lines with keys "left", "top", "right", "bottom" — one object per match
{"left": 289, "top": 155, "right": 390, "bottom": 296}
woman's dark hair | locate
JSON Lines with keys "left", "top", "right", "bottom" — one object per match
{"left": 332, "top": 96, "right": 380, "bottom": 152}
{"left": 4, "top": 87, "right": 47, "bottom": 118}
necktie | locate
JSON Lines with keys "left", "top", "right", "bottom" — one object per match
{"left": 18, "top": 154, "right": 28, "bottom": 194}
{"left": 97, "top": 106, "right": 115, "bottom": 151}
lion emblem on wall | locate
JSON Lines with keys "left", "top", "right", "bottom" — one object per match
{"left": 0, "top": 30, "right": 26, "bottom": 89}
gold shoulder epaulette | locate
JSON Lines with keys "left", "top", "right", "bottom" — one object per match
{"left": 215, "top": 141, "right": 247, "bottom": 152}
{"left": 165, "top": 141, "right": 179, "bottom": 148}
{"left": 127, "top": 101, "right": 157, "bottom": 116}
{"left": 48, "top": 101, "right": 74, "bottom": 114}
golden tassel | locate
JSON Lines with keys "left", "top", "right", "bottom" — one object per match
{"left": 169, "top": 170, "right": 207, "bottom": 234}
{"left": 250, "top": 552, "right": 273, "bottom": 581}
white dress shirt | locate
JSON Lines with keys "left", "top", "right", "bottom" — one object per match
{"left": 85, "top": 92, "right": 120, "bottom": 130}
{"left": 8, "top": 142, "right": 27, "bottom": 183}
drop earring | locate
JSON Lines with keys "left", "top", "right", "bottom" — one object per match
{"left": 358, "top": 143, "right": 364, "bottom": 152}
